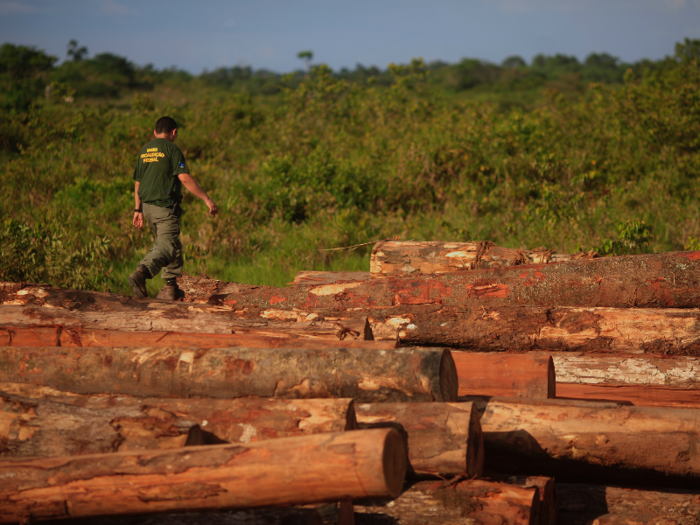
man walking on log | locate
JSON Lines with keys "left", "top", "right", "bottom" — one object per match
{"left": 128, "top": 117, "right": 218, "bottom": 300}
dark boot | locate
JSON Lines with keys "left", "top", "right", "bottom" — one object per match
{"left": 127, "top": 265, "right": 150, "bottom": 298}
{"left": 158, "top": 278, "right": 180, "bottom": 301}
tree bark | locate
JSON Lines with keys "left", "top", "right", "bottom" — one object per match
{"left": 469, "top": 397, "right": 700, "bottom": 486}
{"left": 0, "top": 301, "right": 374, "bottom": 342}
{"left": 585, "top": 515, "right": 681, "bottom": 525}
{"left": 366, "top": 305, "right": 700, "bottom": 356}
{"left": 557, "top": 483, "right": 700, "bottom": 525}
{"left": 552, "top": 354, "right": 700, "bottom": 388}
{"left": 0, "top": 428, "right": 406, "bottom": 523}
{"left": 216, "top": 251, "right": 700, "bottom": 310}
{"left": 354, "top": 402, "right": 483, "bottom": 477}
{"left": 553, "top": 353, "right": 700, "bottom": 407}
{"left": 370, "top": 240, "right": 593, "bottom": 278}
{"left": 14, "top": 251, "right": 691, "bottom": 311}
{"left": 0, "top": 324, "right": 396, "bottom": 350}
{"left": 488, "top": 475, "right": 556, "bottom": 525}
{"left": 557, "top": 383, "right": 700, "bottom": 409}
{"left": 452, "top": 352, "right": 555, "bottom": 398}
{"left": 354, "top": 479, "right": 539, "bottom": 525}
{"left": 0, "top": 346, "right": 458, "bottom": 402}
{"left": 51, "top": 503, "right": 354, "bottom": 525}
{"left": 0, "top": 391, "right": 357, "bottom": 457}
{"left": 293, "top": 272, "right": 370, "bottom": 287}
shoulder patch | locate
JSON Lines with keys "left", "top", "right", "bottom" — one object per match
{"left": 179, "top": 162, "right": 185, "bottom": 168}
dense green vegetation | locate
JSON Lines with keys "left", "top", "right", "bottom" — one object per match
{"left": 1, "top": 39, "right": 698, "bottom": 295}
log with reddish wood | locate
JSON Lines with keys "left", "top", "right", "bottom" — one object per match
{"left": 354, "top": 402, "right": 483, "bottom": 477}
{"left": 554, "top": 353, "right": 700, "bottom": 408}
{"left": 11, "top": 251, "right": 696, "bottom": 310}
{"left": 50, "top": 503, "right": 353, "bottom": 525}
{"left": 55, "top": 502, "right": 355, "bottom": 525}
{"left": 0, "top": 324, "right": 397, "bottom": 350}
{"left": 452, "top": 352, "right": 555, "bottom": 398}
{"left": 488, "top": 475, "right": 557, "bottom": 525}
{"left": 0, "top": 390, "right": 357, "bottom": 457}
{"left": 0, "top": 300, "right": 374, "bottom": 341}
{"left": 208, "top": 251, "right": 700, "bottom": 309}
{"left": 293, "top": 271, "right": 370, "bottom": 287}
{"left": 0, "top": 428, "right": 405, "bottom": 523}
{"left": 354, "top": 479, "right": 540, "bottom": 525}
{"left": 586, "top": 515, "right": 681, "bottom": 525}
{"left": 370, "top": 240, "right": 594, "bottom": 277}
{"left": 557, "top": 383, "right": 700, "bottom": 409}
{"left": 553, "top": 354, "right": 700, "bottom": 388}
{"left": 0, "top": 346, "right": 458, "bottom": 402}
{"left": 557, "top": 483, "right": 700, "bottom": 525}
{"left": 469, "top": 397, "right": 700, "bottom": 486}
{"left": 367, "top": 305, "right": 700, "bottom": 356}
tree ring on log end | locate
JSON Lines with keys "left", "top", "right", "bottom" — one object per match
{"left": 382, "top": 428, "right": 407, "bottom": 498}
{"left": 440, "top": 350, "right": 459, "bottom": 402}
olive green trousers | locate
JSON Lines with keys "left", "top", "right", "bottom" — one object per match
{"left": 139, "top": 203, "right": 183, "bottom": 280}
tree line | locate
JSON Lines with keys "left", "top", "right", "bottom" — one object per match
{"left": 0, "top": 38, "right": 690, "bottom": 111}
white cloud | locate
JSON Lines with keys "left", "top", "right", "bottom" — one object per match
{"left": 0, "top": 1, "right": 38, "bottom": 14}
{"left": 102, "top": 0, "right": 135, "bottom": 15}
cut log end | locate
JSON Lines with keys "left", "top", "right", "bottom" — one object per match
{"left": 440, "top": 350, "right": 458, "bottom": 402}
{"left": 383, "top": 428, "right": 408, "bottom": 498}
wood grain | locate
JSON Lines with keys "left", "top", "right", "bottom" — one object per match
{"left": 0, "top": 429, "right": 406, "bottom": 523}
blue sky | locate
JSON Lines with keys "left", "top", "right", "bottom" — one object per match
{"left": 1, "top": 0, "right": 698, "bottom": 73}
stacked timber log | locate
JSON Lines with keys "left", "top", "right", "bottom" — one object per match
{"left": 2, "top": 242, "right": 700, "bottom": 524}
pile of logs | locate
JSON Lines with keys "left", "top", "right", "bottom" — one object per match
{"left": 1, "top": 241, "right": 700, "bottom": 524}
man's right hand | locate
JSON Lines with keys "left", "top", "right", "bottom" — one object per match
{"left": 206, "top": 199, "right": 219, "bottom": 217}
{"left": 133, "top": 211, "right": 143, "bottom": 228}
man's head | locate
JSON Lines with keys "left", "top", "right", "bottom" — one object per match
{"left": 154, "top": 116, "right": 178, "bottom": 142}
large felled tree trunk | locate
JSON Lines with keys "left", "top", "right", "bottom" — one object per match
{"left": 354, "top": 402, "right": 483, "bottom": 477}
{"left": 0, "top": 428, "right": 406, "bottom": 523}
{"left": 293, "top": 271, "right": 370, "bottom": 286}
{"left": 0, "top": 301, "right": 374, "bottom": 341}
{"left": 557, "top": 383, "right": 700, "bottom": 409}
{"left": 452, "top": 352, "right": 555, "bottom": 398}
{"left": 0, "top": 391, "right": 357, "bottom": 457}
{"left": 0, "top": 346, "right": 458, "bottom": 402}
{"left": 470, "top": 397, "right": 700, "bottom": 486}
{"left": 557, "top": 483, "right": 700, "bottom": 525}
{"left": 0, "top": 324, "right": 396, "bottom": 350}
{"left": 554, "top": 353, "right": 700, "bottom": 407}
{"left": 181, "top": 251, "right": 700, "bottom": 309}
{"left": 552, "top": 354, "right": 700, "bottom": 387}
{"left": 48, "top": 503, "right": 354, "bottom": 525}
{"left": 370, "top": 240, "right": 592, "bottom": 277}
{"left": 367, "top": 305, "right": 700, "bottom": 356}
{"left": 13, "top": 252, "right": 694, "bottom": 310}
{"left": 488, "top": 475, "right": 557, "bottom": 525}
{"left": 355, "top": 479, "right": 540, "bottom": 525}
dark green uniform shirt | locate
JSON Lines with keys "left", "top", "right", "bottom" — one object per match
{"left": 133, "top": 138, "right": 189, "bottom": 208}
